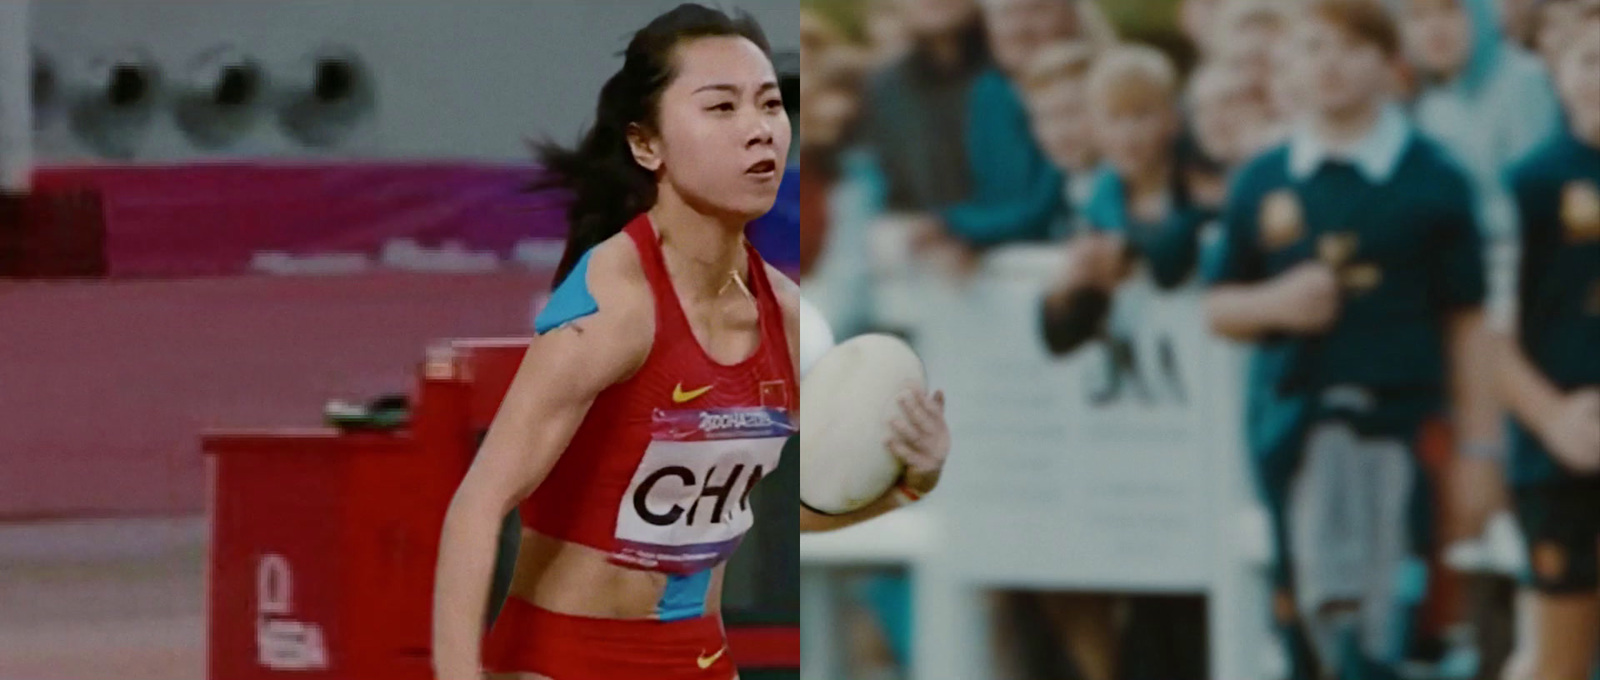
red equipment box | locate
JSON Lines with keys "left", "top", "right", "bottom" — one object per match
{"left": 202, "top": 339, "right": 522, "bottom": 679}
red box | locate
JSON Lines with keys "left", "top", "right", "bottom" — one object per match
{"left": 447, "top": 338, "right": 530, "bottom": 435}
{"left": 202, "top": 340, "right": 509, "bottom": 679}
{"left": 205, "top": 431, "right": 429, "bottom": 679}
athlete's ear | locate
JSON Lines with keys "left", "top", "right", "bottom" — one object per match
{"left": 627, "top": 122, "right": 663, "bottom": 172}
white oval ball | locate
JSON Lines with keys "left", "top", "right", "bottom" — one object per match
{"left": 800, "top": 333, "right": 925, "bottom": 514}
{"left": 798, "top": 296, "right": 835, "bottom": 379}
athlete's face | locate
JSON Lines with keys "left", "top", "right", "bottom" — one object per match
{"left": 898, "top": 0, "right": 979, "bottom": 38}
{"left": 1221, "top": 18, "right": 1286, "bottom": 90}
{"left": 982, "top": 0, "right": 1080, "bottom": 75}
{"left": 1537, "top": 0, "right": 1582, "bottom": 68}
{"left": 1295, "top": 16, "right": 1394, "bottom": 119}
{"left": 650, "top": 37, "right": 791, "bottom": 222}
{"left": 1403, "top": 0, "right": 1473, "bottom": 77}
{"left": 1093, "top": 93, "right": 1177, "bottom": 179}
{"left": 1027, "top": 76, "right": 1097, "bottom": 172}
{"left": 1191, "top": 69, "right": 1260, "bottom": 165}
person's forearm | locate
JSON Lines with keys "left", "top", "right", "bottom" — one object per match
{"left": 1447, "top": 310, "right": 1503, "bottom": 449}
{"left": 432, "top": 494, "right": 504, "bottom": 679}
{"left": 800, "top": 489, "right": 911, "bottom": 533}
{"left": 1040, "top": 287, "right": 1110, "bottom": 356}
{"left": 1205, "top": 283, "right": 1280, "bottom": 342}
{"left": 1493, "top": 330, "right": 1564, "bottom": 439}
{"left": 939, "top": 166, "right": 1064, "bottom": 246}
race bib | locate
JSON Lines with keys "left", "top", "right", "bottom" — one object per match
{"left": 610, "top": 406, "right": 793, "bottom": 573}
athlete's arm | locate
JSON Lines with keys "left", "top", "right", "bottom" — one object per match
{"left": 1204, "top": 262, "right": 1341, "bottom": 342}
{"left": 801, "top": 490, "right": 913, "bottom": 533}
{"left": 1495, "top": 329, "right": 1564, "bottom": 442}
{"left": 432, "top": 239, "right": 653, "bottom": 680}
{"left": 798, "top": 388, "right": 947, "bottom": 533}
{"left": 767, "top": 265, "right": 889, "bottom": 533}
{"left": 1494, "top": 175, "right": 1600, "bottom": 473}
{"left": 1446, "top": 308, "right": 1511, "bottom": 534}
{"left": 1448, "top": 309, "right": 1500, "bottom": 446}
{"left": 1494, "top": 327, "right": 1600, "bottom": 474}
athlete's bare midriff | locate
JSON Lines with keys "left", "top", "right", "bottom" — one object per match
{"left": 505, "top": 528, "right": 726, "bottom": 620}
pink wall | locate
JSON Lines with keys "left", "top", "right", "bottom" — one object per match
{"left": 0, "top": 273, "right": 547, "bottom": 518}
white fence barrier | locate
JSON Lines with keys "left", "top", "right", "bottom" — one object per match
{"left": 801, "top": 244, "right": 1282, "bottom": 680}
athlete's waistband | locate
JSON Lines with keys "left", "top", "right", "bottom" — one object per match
{"left": 482, "top": 597, "right": 734, "bottom": 680}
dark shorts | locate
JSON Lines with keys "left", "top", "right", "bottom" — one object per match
{"left": 1513, "top": 477, "right": 1600, "bottom": 594}
{"left": 482, "top": 598, "right": 736, "bottom": 680}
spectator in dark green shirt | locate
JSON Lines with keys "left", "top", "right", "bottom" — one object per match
{"left": 1202, "top": 1, "right": 1495, "bottom": 676}
{"left": 1494, "top": 8, "right": 1600, "bottom": 678}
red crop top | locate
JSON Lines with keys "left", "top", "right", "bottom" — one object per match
{"left": 519, "top": 214, "right": 797, "bottom": 575}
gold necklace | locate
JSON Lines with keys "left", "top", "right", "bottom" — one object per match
{"left": 719, "top": 268, "right": 754, "bottom": 301}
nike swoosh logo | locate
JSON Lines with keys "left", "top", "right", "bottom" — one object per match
{"left": 673, "top": 383, "right": 713, "bottom": 403}
{"left": 696, "top": 646, "right": 727, "bottom": 669}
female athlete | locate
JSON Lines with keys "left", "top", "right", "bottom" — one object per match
{"left": 431, "top": 5, "right": 951, "bottom": 679}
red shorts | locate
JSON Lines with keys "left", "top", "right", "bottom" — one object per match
{"left": 481, "top": 598, "right": 736, "bottom": 680}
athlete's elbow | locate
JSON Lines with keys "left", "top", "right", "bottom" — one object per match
{"left": 442, "top": 477, "right": 507, "bottom": 537}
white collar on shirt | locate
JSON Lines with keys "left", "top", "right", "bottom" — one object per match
{"left": 1288, "top": 104, "right": 1412, "bottom": 184}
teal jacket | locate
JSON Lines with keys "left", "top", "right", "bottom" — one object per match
{"left": 939, "top": 69, "right": 1065, "bottom": 246}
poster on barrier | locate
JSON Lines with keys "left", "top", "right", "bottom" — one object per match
{"left": 906, "top": 248, "right": 1240, "bottom": 591}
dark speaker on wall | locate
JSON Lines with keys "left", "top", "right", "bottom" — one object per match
{"left": 31, "top": 50, "right": 62, "bottom": 131}
{"left": 174, "top": 45, "right": 267, "bottom": 150}
{"left": 68, "top": 49, "right": 162, "bottom": 159}
{"left": 276, "top": 45, "right": 375, "bottom": 149}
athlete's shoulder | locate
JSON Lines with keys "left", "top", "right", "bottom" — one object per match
{"left": 536, "top": 233, "right": 653, "bottom": 335}
{"left": 530, "top": 234, "right": 654, "bottom": 384}
{"left": 586, "top": 231, "right": 648, "bottom": 285}
{"left": 1235, "top": 144, "right": 1292, "bottom": 187}
{"left": 1505, "top": 134, "right": 1579, "bottom": 190}
{"left": 1399, "top": 135, "right": 1478, "bottom": 205}
{"left": 584, "top": 232, "right": 655, "bottom": 322}
{"left": 1401, "top": 134, "right": 1468, "bottom": 178}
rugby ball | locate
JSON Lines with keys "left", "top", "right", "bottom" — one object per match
{"left": 799, "top": 333, "right": 925, "bottom": 514}
{"left": 798, "top": 296, "right": 835, "bottom": 378}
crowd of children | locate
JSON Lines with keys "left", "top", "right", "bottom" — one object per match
{"left": 801, "top": 0, "right": 1599, "bottom": 677}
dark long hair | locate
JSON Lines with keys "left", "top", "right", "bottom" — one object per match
{"left": 539, "top": 3, "right": 772, "bottom": 287}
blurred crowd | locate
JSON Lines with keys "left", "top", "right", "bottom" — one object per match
{"left": 800, "top": 0, "right": 1600, "bottom": 678}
